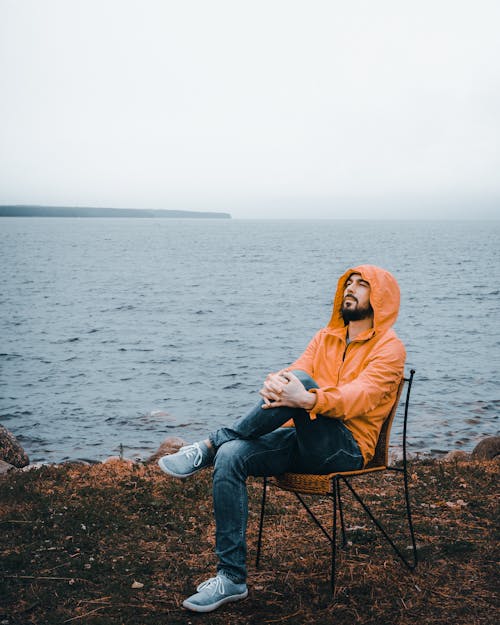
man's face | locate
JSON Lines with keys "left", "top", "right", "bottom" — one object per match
{"left": 341, "top": 273, "right": 373, "bottom": 322}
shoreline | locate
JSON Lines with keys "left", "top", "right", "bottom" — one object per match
{"left": 0, "top": 447, "right": 459, "bottom": 470}
{"left": 0, "top": 446, "right": 478, "bottom": 474}
{"left": 3, "top": 431, "right": 498, "bottom": 476}
{"left": 0, "top": 205, "right": 231, "bottom": 218}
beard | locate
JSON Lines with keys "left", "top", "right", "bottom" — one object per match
{"left": 341, "top": 300, "right": 374, "bottom": 323}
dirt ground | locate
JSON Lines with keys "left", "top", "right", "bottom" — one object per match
{"left": 0, "top": 457, "right": 498, "bottom": 624}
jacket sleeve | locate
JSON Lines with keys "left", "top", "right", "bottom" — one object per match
{"left": 309, "top": 338, "right": 405, "bottom": 421}
{"left": 288, "top": 331, "right": 322, "bottom": 377}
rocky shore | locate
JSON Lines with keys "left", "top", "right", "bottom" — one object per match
{"left": 0, "top": 425, "right": 498, "bottom": 624}
{"left": 2, "top": 423, "right": 499, "bottom": 477}
{"left": 0, "top": 426, "right": 189, "bottom": 476}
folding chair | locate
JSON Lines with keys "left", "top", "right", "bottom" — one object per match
{"left": 255, "top": 369, "right": 417, "bottom": 596}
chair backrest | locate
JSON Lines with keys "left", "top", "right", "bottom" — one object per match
{"left": 364, "top": 373, "right": 408, "bottom": 469}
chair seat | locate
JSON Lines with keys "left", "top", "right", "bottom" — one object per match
{"left": 272, "top": 465, "right": 387, "bottom": 495}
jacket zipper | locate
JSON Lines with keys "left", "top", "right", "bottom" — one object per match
{"left": 337, "top": 342, "right": 351, "bottom": 384}
{"left": 342, "top": 343, "right": 350, "bottom": 362}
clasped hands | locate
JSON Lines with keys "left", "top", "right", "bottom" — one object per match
{"left": 259, "top": 369, "right": 316, "bottom": 411}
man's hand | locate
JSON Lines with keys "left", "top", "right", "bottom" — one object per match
{"left": 259, "top": 369, "right": 289, "bottom": 406}
{"left": 259, "top": 370, "right": 316, "bottom": 411}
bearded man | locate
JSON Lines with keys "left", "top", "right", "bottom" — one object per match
{"left": 158, "top": 265, "right": 406, "bottom": 613}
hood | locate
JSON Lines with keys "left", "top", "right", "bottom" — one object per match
{"left": 327, "top": 264, "right": 401, "bottom": 336}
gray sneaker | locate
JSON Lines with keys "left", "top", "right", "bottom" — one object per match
{"left": 182, "top": 574, "right": 248, "bottom": 613}
{"left": 157, "top": 441, "right": 213, "bottom": 478}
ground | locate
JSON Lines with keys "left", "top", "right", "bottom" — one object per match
{"left": 0, "top": 458, "right": 498, "bottom": 625}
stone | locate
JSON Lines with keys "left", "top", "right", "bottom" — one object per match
{"left": 471, "top": 436, "right": 500, "bottom": 461}
{"left": 0, "top": 459, "right": 16, "bottom": 475}
{"left": 103, "top": 456, "right": 135, "bottom": 465}
{"left": 145, "top": 436, "right": 187, "bottom": 464}
{"left": 0, "top": 424, "right": 29, "bottom": 467}
{"left": 20, "top": 462, "right": 50, "bottom": 472}
{"left": 131, "top": 580, "right": 144, "bottom": 589}
{"left": 440, "top": 450, "right": 470, "bottom": 462}
{"left": 59, "top": 459, "right": 93, "bottom": 466}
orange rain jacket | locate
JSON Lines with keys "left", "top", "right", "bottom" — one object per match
{"left": 288, "top": 265, "right": 406, "bottom": 465}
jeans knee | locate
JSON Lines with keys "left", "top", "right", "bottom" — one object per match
{"left": 291, "top": 369, "right": 319, "bottom": 390}
{"left": 213, "top": 440, "right": 246, "bottom": 475}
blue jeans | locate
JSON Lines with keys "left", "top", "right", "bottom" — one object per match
{"left": 207, "top": 370, "right": 363, "bottom": 583}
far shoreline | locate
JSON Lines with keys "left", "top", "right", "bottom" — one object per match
{"left": 0, "top": 205, "right": 231, "bottom": 219}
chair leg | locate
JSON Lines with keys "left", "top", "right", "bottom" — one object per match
{"left": 331, "top": 477, "right": 339, "bottom": 597}
{"left": 336, "top": 479, "right": 347, "bottom": 548}
{"left": 256, "top": 476, "right": 267, "bottom": 568}
{"left": 401, "top": 368, "right": 418, "bottom": 569}
{"left": 294, "top": 492, "right": 332, "bottom": 542}
{"left": 401, "top": 462, "right": 419, "bottom": 568}
{"left": 341, "top": 475, "right": 417, "bottom": 571}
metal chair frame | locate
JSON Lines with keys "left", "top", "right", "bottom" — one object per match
{"left": 255, "top": 369, "right": 417, "bottom": 596}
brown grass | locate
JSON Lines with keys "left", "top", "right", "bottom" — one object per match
{"left": 0, "top": 457, "right": 498, "bottom": 625}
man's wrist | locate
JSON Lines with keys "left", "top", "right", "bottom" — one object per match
{"left": 302, "top": 390, "right": 317, "bottom": 411}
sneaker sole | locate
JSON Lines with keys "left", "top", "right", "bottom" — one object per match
{"left": 182, "top": 590, "right": 248, "bottom": 613}
{"left": 157, "top": 456, "right": 202, "bottom": 479}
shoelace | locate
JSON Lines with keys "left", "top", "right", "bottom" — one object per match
{"left": 180, "top": 442, "right": 204, "bottom": 467}
{"left": 197, "top": 576, "right": 225, "bottom": 596}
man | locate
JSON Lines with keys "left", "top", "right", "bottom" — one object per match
{"left": 158, "top": 264, "right": 406, "bottom": 613}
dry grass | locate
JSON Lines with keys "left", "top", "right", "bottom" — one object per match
{"left": 0, "top": 457, "right": 498, "bottom": 624}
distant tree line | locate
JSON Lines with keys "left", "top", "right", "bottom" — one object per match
{"left": 0, "top": 205, "right": 231, "bottom": 219}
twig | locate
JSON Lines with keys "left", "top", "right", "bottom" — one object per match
{"left": 3, "top": 575, "right": 89, "bottom": 583}
{"left": 18, "top": 601, "right": 40, "bottom": 614}
{"left": 78, "top": 596, "right": 112, "bottom": 604}
{"left": 265, "top": 609, "right": 302, "bottom": 623}
{"left": 63, "top": 607, "right": 104, "bottom": 622}
{"left": 40, "top": 561, "right": 70, "bottom": 574}
{"left": 428, "top": 588, "right": 462, "bottom": 601}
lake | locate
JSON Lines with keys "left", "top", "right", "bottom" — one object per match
{"left": 0, "top": 218, "right": 498, "bottom": 462}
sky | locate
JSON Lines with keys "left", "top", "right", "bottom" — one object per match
{"left": 0, "top": 0, "right": 499, "bottom": 219}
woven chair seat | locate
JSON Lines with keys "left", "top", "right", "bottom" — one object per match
{"left": 272, "top": 463, "right": 387, "bottom": 495}
{"left": 271, "top": 419, "right": 394, "bottom": 496}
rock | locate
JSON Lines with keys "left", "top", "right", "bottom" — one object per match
{"left": 145, "top": 436, "right": 187, "bottom": 464}
{"left": 59, "top": 459, "right": 93, "bottom": 466}
{"left": 0, "top": 459, "right": 16, "bottom": 475}
{"left": 471, "top": 436, "right": 500, "bottom": 461}
{"left": 131, "top": 580, "right": 144, "bottom": 589}
{"left": 103, "top": 456, "right": 135, "bottom": 465}
{"left": 0, "top": 424, "right": 29, "bottom": 467}
{"left": 440, "top": 450, "right": 470, "bottom": 462}
{"left": 20, "top": 462, "right": 50, "bottom": 472}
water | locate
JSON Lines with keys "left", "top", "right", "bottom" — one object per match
{"left": 0, "top": 218, "right": 498, "bottom": 463}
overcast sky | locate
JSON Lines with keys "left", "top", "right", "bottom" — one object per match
{"left": 0, "top": 1, "right": 499, "bottom": 219}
